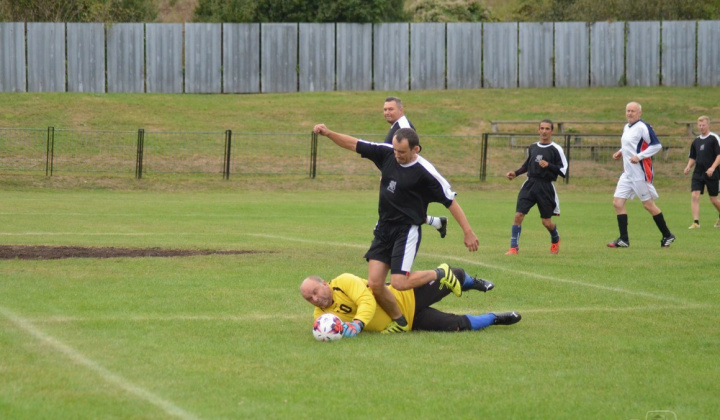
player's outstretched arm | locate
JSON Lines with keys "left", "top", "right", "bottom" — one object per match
{"left": 447, "top": 200, "right": 479, "bottom": 252}
{"left": 313, "top": 124, "right": 359, "bottom": 152}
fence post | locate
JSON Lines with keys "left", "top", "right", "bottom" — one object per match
{"left": 223, "top": 130, "right": 232, "bottom": 180}
{"left": 564, "top": 134, "right": 571, "bottom": 184}
{"left": 45, "top": 126, "right": 54, "bottom": 177}
{"left": 310, "top": 131, "right": 318, "bottom": 179}
{"left": 480, "top": 132, "right": 488, "bottom": 181}
{"left": 135, "top": 128, "right": 144, "bottom": 179}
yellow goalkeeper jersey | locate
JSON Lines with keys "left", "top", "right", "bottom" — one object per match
{"left": 311, "top": 273, "right": 416, "bottom": 331}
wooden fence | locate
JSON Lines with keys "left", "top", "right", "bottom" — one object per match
{"left": 1, "top": 21, "right": 718, "bottom": 93}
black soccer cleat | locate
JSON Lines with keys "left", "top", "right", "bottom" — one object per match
{"left": 661, "top": 233, "right": 676, "bottom": 248}
{"left": 451, "top": 267, "right": 494, "bottom": 293}
{"left": 493, "top": 311, "right": 521, "bottom": 325}
{"left": 438, "top": 216, "right": 448, "bottom": 238}
{"left": 607, "top": 238, "right": 629, "bottom": 248}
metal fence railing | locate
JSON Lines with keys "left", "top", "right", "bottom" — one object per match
{"left": 0, "top": 128, "right": 694, "bottom": 183}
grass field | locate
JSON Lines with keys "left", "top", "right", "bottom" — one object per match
{"left": 1, "top": 187, "right": 718, "bottom": 419}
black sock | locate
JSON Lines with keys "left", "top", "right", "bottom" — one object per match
{"left": 694, "top": 219, "right": 699, "bottom": 224}
{"left": 394, "top": 315, "right": 408, "bottom": 327}
{"left": 617, "top": 214, "right": 629, "bottom": 242}
{"left": 434, "top": 268, "right": 444, "bottom": 280}
{"left": 653, "top": 213, "right": 671, "bottom": 237}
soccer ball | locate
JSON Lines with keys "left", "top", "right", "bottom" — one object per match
{"left": 312, "top": 313, "right": 344, "bottom": 342}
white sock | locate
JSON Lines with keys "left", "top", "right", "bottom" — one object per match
{"left": 426, "top": 216, "right": 443, "bottom": 229}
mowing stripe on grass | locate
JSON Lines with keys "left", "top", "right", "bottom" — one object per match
{"left": 0, "top": 305, "right": 201, "bottom": 420}
{"left": 248, "top": 233, "right": 696, "bottom": 306}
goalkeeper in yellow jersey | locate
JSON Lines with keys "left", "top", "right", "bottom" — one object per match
{"left": 299, "top": 268, "right": 520, "bottom": 338}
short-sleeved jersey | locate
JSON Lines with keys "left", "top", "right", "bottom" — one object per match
{"left": 620, "top": 120, "right": 662, "bottom": 182}
{"left": 689, "top": 132, "right": 720, "bottom": 177}
{"left": 384, "top": 116, "right": 415, "bottom": 144}
{"left": 356, "top": 140, "right": 456, "bottom": 226}
{"left": 311, "top": 273, "right": 416, "bottom": 331}
{"left": 515, "top": 141, "right": 568, "bottom": 182}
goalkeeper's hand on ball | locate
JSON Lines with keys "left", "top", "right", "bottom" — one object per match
{"left": 342, "top": 320, "right": 365, "bottom": 338}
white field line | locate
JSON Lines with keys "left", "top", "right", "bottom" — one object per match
{"left": 0, "top": 305, "right": 201, "bottom": 420}
{"left": 247, "top": 233, "right": 696, "bottom": 306}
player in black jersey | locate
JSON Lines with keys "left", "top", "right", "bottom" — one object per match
{"left": 383, "top": 96, "right": 447, "bottom": 238}
{"left": 313, "top": 123, "right": 479, "bottom": 333}
{"left": 505, "top": 120, "right": 567, "bottom": 255}
{"left": 683, "top": 116, "right": 720, "bottom": 229}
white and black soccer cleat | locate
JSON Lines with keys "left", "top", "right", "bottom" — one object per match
{"left": 493, "top": 311, "right": 522, "bottom": 325}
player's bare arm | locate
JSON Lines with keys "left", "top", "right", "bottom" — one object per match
{"left": 684, "top": 158, "right": 695, "bottom": 175}
{"left": 447, "top": 200, "right": 479, "bottom": 252}
{"left": 312, "top": 124, "right": 359, "bottom": 151}
{"left": 707, "top": 155, "right": 720, "bottom": 177}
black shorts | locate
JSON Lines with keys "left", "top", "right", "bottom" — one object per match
{"left": 691, "top": 172, "right": 720, "bottom": 196}
{"left": 364, "top": 222, "right": 421, "bottom": 276}
{"left": 516, "top": 178, "right": 560, "bottom": 218}
{"left": 411, "top": 281, "right": 472, "bottom": 332}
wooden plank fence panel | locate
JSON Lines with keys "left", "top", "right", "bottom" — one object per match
{"left": 336, "top": 23, "right": 372, "bottom": 91}
{"left": 697, "top": 21, "right": 720, "bottom": 86}
{"left": 0, "top": 22, "right": 26, "bottom": 92}
{"left": 67, "top": 23, "right": 105, "bottom": 93}
{"left": 447, "top": 23, "right": 482, "bottom": 90}
{"left": 223, "top": 23, "right": 260, "bottom": 93}
{"left": 299, "top": 23, "right": 335, "bottom": 92}
{"left": 519, "top": 22, "right": 553, "bottom": 88}
{"left": 374, "top": 23, "right": 409, "bottom": 91}
{"left": 627, "top": 21, "right": 660, "bottom": 86}
{"left": 146, "top": 23, "right": 183, "bottom": 93}
{"left": 411, "top": 23, "right": 445, "bottom": 90}
{"left": 185, "top": 23, "right": 221, "bottom": 93}
{"left": 107, "top": 23, "right": 144, "bottom": 93}
{"left": 27, "top": 23, "right": 65, "bottom": 92}
{"left": 590, "top": 21, "right": 625, "bottom": 87}
{"left": 555, "top": 22, "right": 588, "bottom": 88}
{"left": 261, "top": 23, "right": 298, "bottom": 93}
{"left": 662, "top": 21, "right": 696, "bottom": 87}
{"left": 483, "top": 22, "right": 517, "bottom": 88}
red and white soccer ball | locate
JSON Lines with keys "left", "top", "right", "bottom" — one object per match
{"left": 312, "top": 313, "right": 344, "bottom": 342}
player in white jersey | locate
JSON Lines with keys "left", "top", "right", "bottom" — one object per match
{"left": 683, "top": 116, "right": 720, "bottom": 229}
{"left": 607, "top": 102, "right": 675, "bottom": 248}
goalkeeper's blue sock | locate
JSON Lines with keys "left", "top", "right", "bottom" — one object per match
{"left": 510, "top": 225, "right": 521, "bottom": 248}
{"left": 466, "top": 314, "right": 496, "bottom": 330}
{"left": 549, "top": 226, "right": 559, "bottom": 243}
{"left": 461, "top": 272, "right": 475, "bottom": 290}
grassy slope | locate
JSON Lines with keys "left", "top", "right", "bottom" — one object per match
{"left": 1, "top": 87, "right": 718, "bottom": 136}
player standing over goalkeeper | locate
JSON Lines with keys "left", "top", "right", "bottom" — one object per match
{"left": 607, "top": 102, "right": 675, "bottom": 248}
{"left": 383, "top": 96, "right": 448, "bottom": 238}
{"left": 312, "top": 123, "right": 479, "bottom": 333}
{"left": 505, "top": 120, "right": 567, "bottom": 255}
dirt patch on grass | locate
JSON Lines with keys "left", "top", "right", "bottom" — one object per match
{"left": 0, "top": 245, "right": 264, "bottom": 260}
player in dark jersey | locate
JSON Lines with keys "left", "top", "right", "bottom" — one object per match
{"left": 312, "top": 123, "right": 480, "bottom": 333}
{"left": 383, "top": 97, "right": 447, "bottom": 238}
{"left": 300, "top": 270, "right": 518, "bottom": 338}
{"left": 505, "top": 120, "right": 567, "bottom": 255}
{"left": 683, "top": 116, "right": 720, "bottom": 229}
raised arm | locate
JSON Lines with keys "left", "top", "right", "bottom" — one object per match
{"left": 447, "top": 200, "right": 479, "bottom": 252}
{"left": 313, "top": 124, "right": 359, "bottom": 152}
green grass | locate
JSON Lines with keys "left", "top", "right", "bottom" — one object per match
{"left": 1, "top": 188, "right": 718, "bottom": 419}
{"left": 1, "top": 87, "right": 718, "bottom": 136}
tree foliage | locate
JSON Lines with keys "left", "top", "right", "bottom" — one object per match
{"left": 514, "top": 0, "right": 720, "bottom": 22}
{"left": 194, "top": 0, "right": 408, "bottom": 23}
{"left": 0, "top": 0, "right": 157, "bottom": 22}
{"left": 408, "top": 0, "right": 493, "bottom": 22}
